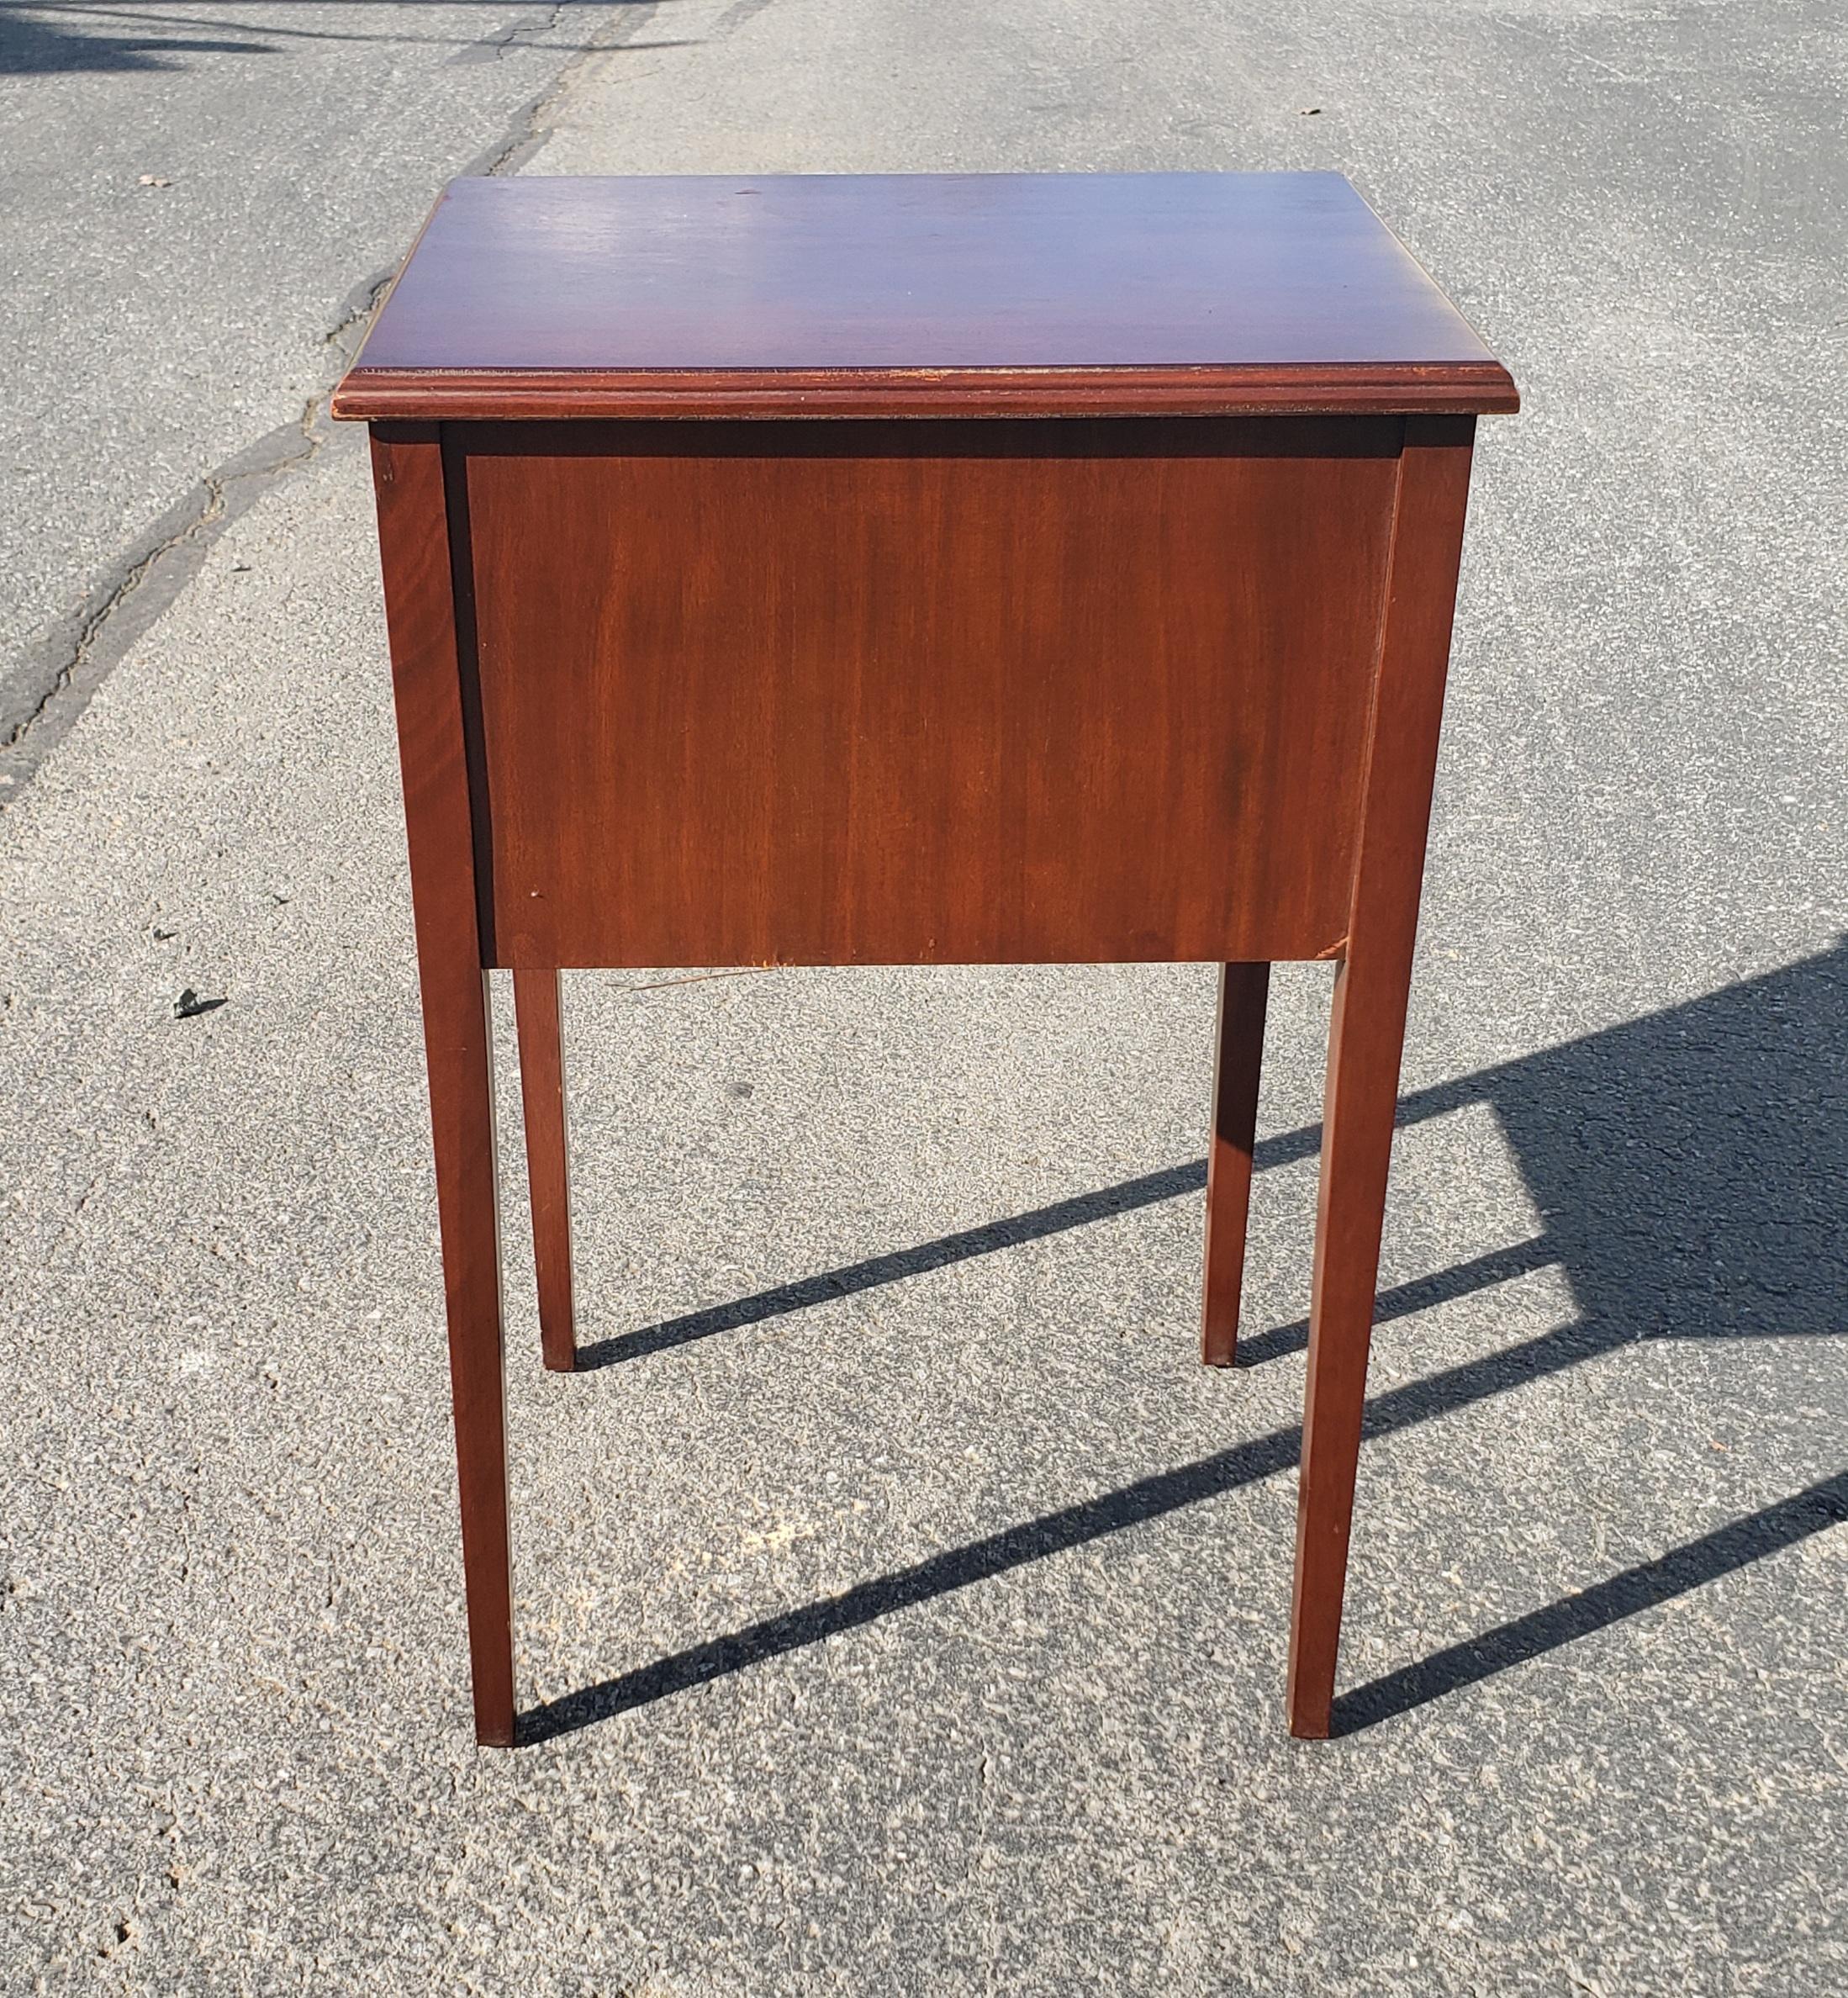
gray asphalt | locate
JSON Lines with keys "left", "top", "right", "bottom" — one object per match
{"left": 0, "top": 0, "right": 653, "bottom": 753}
{"left": 3, "top": 1, "right": 1846, "bottom": 1993}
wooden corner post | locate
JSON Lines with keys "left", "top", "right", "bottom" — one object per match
{"left": 1287, "top": 415, "right": 1478, "bottom": 1738}
{"left": 369, "top": 422, "right": 516, "bottom": 1748}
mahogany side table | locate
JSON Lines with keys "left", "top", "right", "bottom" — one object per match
{"left": 331, "top": 172, "right": 1518, "bottom": 1747}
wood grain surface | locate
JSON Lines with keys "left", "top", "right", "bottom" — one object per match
{"left": 370, "top": 423, "right": 516, "bottom": 1747}
{"left": 450, "top": 416, "right": 1402, "bottom": 969}
{"left": 332, "top": 174, "right": 1517, "bottom": 421}
{"left": 1287, "top": 416, "right": 1477, "bottom": 1739}
{"left": 354, "top": 177, "right": 1511, "bottom": 1744}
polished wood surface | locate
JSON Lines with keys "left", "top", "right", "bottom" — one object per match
{"left": 514, "top": 970, "right": 576, "bottom": 1373}
{"left": 1287, "top": 417, "right": 1476, "bottom": 1738}
{"left": 342, "top": 175, "right": 1514, "bottom": 1750}
{"left": 454, "top": 418, "right": 1399, "bottom": 969}
{"left": 333, "top": 174, "right": 1517, "bottom": 421}
{"left": 1201, "top": 962, "right": 1270, "bottom": 1368}
{"left": 370, "top": 424, "right": 515, "bottom": 1747}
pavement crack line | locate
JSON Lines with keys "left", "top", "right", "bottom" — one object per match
{"left": 0, "top": 1, "right": 652, "bottom": 801}
{"left": 322, "top": 268, "right": 399, "bottom": 352}
{"left": 0, "top": 404, "right": 325, "bottom": 794}
{"left": 465, "top": 0, "right": 656, "bottom": 177}
{"left": 445, "top": 0, "right": 578, "bottom": 67}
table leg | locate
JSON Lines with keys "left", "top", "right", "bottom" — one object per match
{"left": 514, "top": 969, "right": 577, "bottom": 1372}
{"left": 1286, "top": 946, "right": 1410, "bottom": 1736}
{"left": 419, "top": 963, "right": 517, "bottom": 1747}
{"left": 1286, "top": 416, "right": 1476, "bottom": 1738}
{"left": 372, "top": 424, "right": 516, "bottom": 1748}
{"left": 1201, "top": 961, "right": 1269, "bottom": 1366}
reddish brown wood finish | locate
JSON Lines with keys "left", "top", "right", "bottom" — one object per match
{"left": 338, "top": 366, "right": 1515, "bottom": 424}
{"left": 1201, "top": 962, "right": 1270, "bottom": 1367}
{"left": 344, "top": 175, "right": 1513, "bottom": 1749}
{"left": 454, "top": 419, "right": 1398, "bottom": 969}
{"left": 514, "top": 969, "right": 576, "bottom": 1372}
{"left": 1287, "top": 417, "right": 1477, "bottom": 1739}
{"left": 370, "top": 424, "right": 515, "bottom": 1748}
{"left": 333, "top": 174, "right": 1516, "bottom": 423}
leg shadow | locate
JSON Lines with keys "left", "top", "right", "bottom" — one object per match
{"left": 1333, "top": 1467, "right": 1848, "bottom": 1734}
{"left": 529, "top": 940, "right": 1848, "bottom": 1739}
{"left": 520, "top": 1312, "right": 1613, "bottom": 1742}
{"left": 574, "top": 1162, "right": 1209, "bottom": 1368}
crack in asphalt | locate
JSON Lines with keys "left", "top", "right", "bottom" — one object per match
{"left": 0, "top": 402, "right": 323, "bottom": 791}
{"left": 0, "top": 0, "right": 652, "bottom": 799}
{"left": 446, "top": 0, "right": 578, "bottom": 66}
{"left": 321, "top": 268, "right": 398, "bottom": 351}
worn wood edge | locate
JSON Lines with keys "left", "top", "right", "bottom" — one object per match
{"left": 330, "top": 362, "right": 1520, "bottom": 422}
{"left": 488, "top": 939, "right": 1351, "bottom": 969}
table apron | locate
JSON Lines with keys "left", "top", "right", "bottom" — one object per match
{"left": 422, "top": 415, "right": 1423, "bottom": 968}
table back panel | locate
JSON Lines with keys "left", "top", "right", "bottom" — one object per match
{"left": 446, "top": 416, "right": 1404, "bottom": 967}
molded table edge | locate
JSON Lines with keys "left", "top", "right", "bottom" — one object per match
{"left": 330, "top": 362, "right": 1520, "bottom": 422}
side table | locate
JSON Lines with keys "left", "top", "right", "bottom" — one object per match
{"left": 332, "top": 172, "right": 1518, "bottom": 1746}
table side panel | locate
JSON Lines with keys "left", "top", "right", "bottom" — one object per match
{"left": 450, "top": 418, "right": 1402, "bottom": 967}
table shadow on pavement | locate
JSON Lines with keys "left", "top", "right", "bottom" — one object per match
{"left": 0, "top": 2, "right": 653, "bottom": 78}
{"left": 522, "top": 939, "right": 1848, "bottom": 1744}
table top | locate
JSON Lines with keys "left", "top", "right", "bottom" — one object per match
{"left": 333, "top": 172, "right": 1516, "bottom": 421}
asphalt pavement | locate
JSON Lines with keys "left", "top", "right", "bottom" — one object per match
{"left": 0, "top": 0, "right": 656, "bottom": 758}
{"left": 2, "top": 1, "right": 1845, "bottom": 1992}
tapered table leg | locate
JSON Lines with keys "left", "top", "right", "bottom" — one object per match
{"left": 1201, "top": 961, "right": 1270, "bottom": 1366}
{"left": 1287, "top": 948, "right": 1410, "bottom": 1736}
{"left": 515, "top": 969, "right": 577, "bottom": 1372}
{"left": 1286, "top": 417, "right": 1476, "bottom": 1738}
{"left": 372, "top": 424, "right": 515, "bottom": 1747}
{"left": 419, "top": 961, "right": 516, "bottom": 1747}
